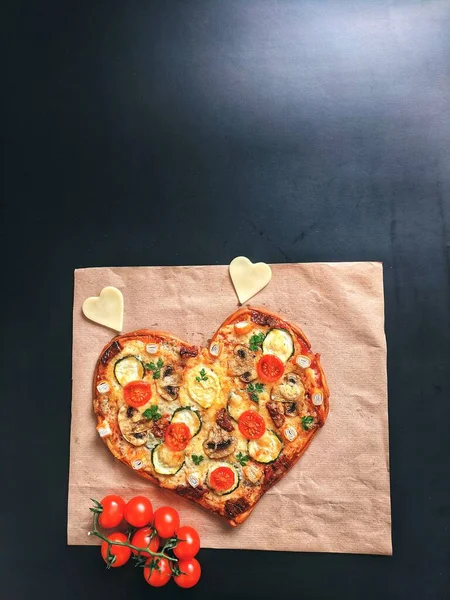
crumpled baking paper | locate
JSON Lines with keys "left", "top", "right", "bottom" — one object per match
{"left": 68, "top": 263, "right": 392, "bottom": 555}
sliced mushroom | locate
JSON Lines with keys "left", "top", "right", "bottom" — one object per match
{"left": 203, "top": 425, "right": 237, "bottom": 459}
{"left": 228, "top": 345, "right": 257, "bottom": 382}
{"left": 271, "top": 373, "right": 305, "bottom": 403}
{"left": 118, "top": 404, "right": 153, "bottom": 446}
{"left": 283, "top": 401, "right": 299, "bottom": 417}
{"left": 157, "top": 365, "right": 182, "bottom": 401}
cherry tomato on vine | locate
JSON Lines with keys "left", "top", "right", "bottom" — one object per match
{"left": 174, "top": 557, "right": 202, "bottom": 588}
{"left": 98, "top": 494, "right": 126, "bottom": 529}
{"left": 131, "top": 527, "right": 160, "bottom": 557}
{"left": 143, "top": 557, "right": 171, "bottom": 587}
{"left": 124, "top": 496, "right": 153, "bottom": 527}
{"left": 153, "top": 506, "right": 180, "bottom": 538}
{"left": 174, "top": 526, "right": 200, "bottom": 559}
{"left": 101, "top": 532, "right": 131, "bottom": 567}
{"left": 257, "top": 354, "right": 285, "bottom": 382}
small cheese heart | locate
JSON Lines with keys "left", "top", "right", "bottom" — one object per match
{"left": 82, "top": 286, "right": 124, "bottom": 332}
{"left": 229, "top": 256, "right": 272, "bottom": 304}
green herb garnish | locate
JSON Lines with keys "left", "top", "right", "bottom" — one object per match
{"left": 236, "top": 452, "right": 250, "bottom": 466}
{"left": 247, "top": 382, "right": 265, "bottom": 403}
{"left": 191, "top": 454, "right": 204, "bottom": 465}
{"left": 195, "top": 368, "right": 208, "bottom": 382}
{"left": 146, "top": 357, "right": 164, "bottom": 379}
{"left": 301, "top": 416, "right": 314, "bottom": 431}
{"left": 249, "top": 331, "right": 265, "bottom": 352}
{"left": 143, "top": 405, "right": 162, "bottom": 421}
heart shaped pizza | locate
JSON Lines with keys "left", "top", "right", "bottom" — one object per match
{"left": 93, "top": 307, "right": 329, "bottom": 526}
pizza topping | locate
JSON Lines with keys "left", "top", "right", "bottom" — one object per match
{"left": 312, "top": 391, "right": 324, "bottom": 406}
{"left": 262, "top": 328, "right": 294, "bottom": 363}
{"left": 216, "top": 408, "right": 234, "bottom": 432}
{"left": 250, "top": 311, "right": 279, "bottom": 328}
{"left": 235, "top": 452, "right": 250, "bottom": 466}
{"left": 248, "top": 331, "right": 266, "bottom": 352}
{"left": 191, "top": 454, "right": 204, "bottom": 465}
{"left": 132, "top": 459, "right": 144, "bottom": 470}
{"left": 227, "top": 391, "right": 255, "bottom": 421}
{"left": 156, "top": 365, "right": 182, "bottom": 401}
{"left": 146, "top": 343, "right": 159, "bottom": 354}
{"left": 100, "top": 340, "right": 122, "bottom": 365}
{"left": 296, "top": 354, "right": 311, "bottom": 369}
{"left": 238, "top": 410, "right": 266, "bottom": 439}
{"left": 118, "top": 404, "right": 153, "bottom": 446}
{"left": 209, "top": 341, "right": 221, "bottom": 357}
{"left": 96, "top": 420, "right": 112, "bottom": 438}
{"left": 152, "top": 444, "right": 185, "bottom": 475}
{"left": 187, "top": 473, "right": 200, "bottom": 488}
{"left": 171, "top": 407, "right": 202, "bottom": 437}
{"left": 248, "top": 430, "right": 283, "bottom": 463}
{"left": 301, "top": 415, "right": 316, "bottom": 431}
{"left": 207, "top": 463, "right": 239, "bottom": 495}
{"left": 151, "top": 415, "right": 170, "bottom": 439}
{"left": 257, "top": 355, "right": 285, "bottom": 383}
{"left": 266, "top": 401, "right": 285, "bottom": 429}
{"left": 96, "top": 381, "right": 110, "bottom": 394}
{"left": 234, "top": 321, "right": 253, "bottom": 335}
{"left": 186, "top": 365, "right": 220, "bottom": 408}
{"left": 123, "top": 380, "right": 152, "bottom": 407}
{"left": 271, "top": 373, "right": 304, "bottom": 403}
{"left": 247, "top": 382, "right": 264, "bottom": 403}
{"left": 203, "top": 426, "right": 237, "bottom": 459}
{"left": 243, "top": 463, "right": 264, "bottom": 485}
{"left": 284, "top": 401, "right": 299, "bottom": 416}
{"left": 228, "top": 345, "right": 257, "bottom": 382}
{"left": 114, "top": 355, "right": 145, "bottom": 386}
{"left": 164, "top": 422, "right": 192, "bottom": 451}
{"left": 283, "top": 425, "right": 298, "bottom": 442}
{"left": 142, "top": 405, "right": 162, "bottom": 421}
{"left": 224, "top": 497, "right": 250, "bottom": 519}
{"left": 180, "top": 345, "right": 198, "bottom": 359}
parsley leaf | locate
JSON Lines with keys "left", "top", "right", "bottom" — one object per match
{"left": 236, "top": 452, "right": 250, "bottom": 466}
{"left": 249, "top": 332, "right": 265, "bottom": 352}
{"left": 301, "top": 416, "right": 315, "bottom": 431}
{"left": 247, "top": 382, "right": 265, "bottom": 403}
{"left": 143, "top": 405, "right": 162, "bottom": 421}
{"left": 191, "top": 454, "right": 204, "bottom": 465}
{"left": 195, "top": 368, "right": 208, "bottom": 382}
{"left": 146, "top": 358, "right": 164, "bottom": 379}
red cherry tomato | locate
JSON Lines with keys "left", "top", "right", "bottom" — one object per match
{"left": 164, "top": 422, "right": 191, "bottom": 451}
{"left": 143, "top": 557, "right": 171, "bottom": 587}
{"left": 124, "top": 496, "right": 153, "bottom": 527}
{"left": 238, "top": 410, "right": 266, "bottom": 439}
{"left": 153, "top": 506, "right": 180, "bottom": 539}
{"left": 209, "top": 466, "right": 236, "bottom": 493}
{"left": 257, "top": 355, "right": 285, "bottom": 383}
{"left": 174, "top": 557, "right": 202, "bottom": 588}
{"left": 101, "top": 532, "right": 131, "bottom": 567}
{"left": 123, "top": 380, "right": 152, "bottom": 407}
{"left": 174, "top": 526, "right": 200, "bottom": 559}
{"left": 131, "top": 527, "right": 160, "bottom": 557}
{"left": 98, "top": 495, "right": 125, "bottom": 529}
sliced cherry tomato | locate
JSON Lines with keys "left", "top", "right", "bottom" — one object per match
{"left": 124, "top": 496, "right": 153, "bottom": 527}
{"left": 174, "top": 526, "right": 200, "bottom": 559}
{"left": 164, "top": 422, "right": 191, "bottom": 451}
{"left": 153, "top": 506, "right": 180, "bottom": 538}
{"left": 174, "top": 557, "right": 202, "bottom": 588}
{"left": 98, "top": 494, "right": 125, "bottom": 529}
{"left": 101, "top": 532, "right": 131, "bottom": 567}
{"left": 131, "top": 527, "right": 160, "bottom": 557}
{"left": 209, "top": 466, "right": 235, "bottom": 492}
{"left": 257, "top": 355, "right": 285, "bottom": 383}
{"left": 143, "top": 557, "right": 171, "bottom": 587}
{"left": 238, "top": 410, "right": 266, "bottom": 439}
{"left": 123, "top": 380, "right": 152, "bottom": 407}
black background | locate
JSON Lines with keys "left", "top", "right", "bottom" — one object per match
{"left": 2, "top": 1, "right": 449, "bottom": 599}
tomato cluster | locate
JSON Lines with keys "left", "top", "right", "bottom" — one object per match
{"left": 94, "top": 495, "right": 201, "bottom": 589}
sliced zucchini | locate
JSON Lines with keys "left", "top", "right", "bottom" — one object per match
{"left": 206, "top": 462, "right": 240, "bottom": 496}
{"left": 151, "top": 444, "right": 185, "bottom": 475}
{"left": 171, "top": 407, "right": 202, "bottom": 436}
{"left": 248, "top": 430, "right": 283, "bottom": 464}
{"left": 227, "top": 391, "right": 254, "bottom": 422}
{"left": 262, "top": 328, "right": 294, "bottom": 363}
{"left": 114, "top": 355, "right": 145, "bottom": 386}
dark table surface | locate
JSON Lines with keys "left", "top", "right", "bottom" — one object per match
{"left": 3, "top": 1, "right": 449, "bottom": 598}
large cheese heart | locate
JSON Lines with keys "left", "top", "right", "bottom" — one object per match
{"left": 93, "top": 307, "right": 329, "bottom": 527}
{"left": 229, "top": 256, "right": 272, "bottom": 304}
{"left": 82, "top": 287, "right": 123, "bottom": 332}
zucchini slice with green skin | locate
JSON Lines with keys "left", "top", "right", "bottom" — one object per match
{"left": 227, "top": 391, "right": 254, "bottom": 422}
{"left": 171, "top": 407, "right": 202, "bottom": 436}
{"left": 206, "top": 462, "right": 240, "bottom": 496}
{"left": 151, "top": 444, "right": 185, "bottom": 475}
{"left": 262, "top": 328, "right": 294, "bottom": 363}
{"left": 248, "top": 430, "right": 283, "bottom": 464}
{"left": 114, "top": 355, "right": 145, "bottom": 386}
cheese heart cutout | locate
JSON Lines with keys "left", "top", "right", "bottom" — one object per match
{"left": 82, "top": 286, "right": 124, "bottom": 332}
{"left": 229, "top": 256, "right": 272, "bottom": 304}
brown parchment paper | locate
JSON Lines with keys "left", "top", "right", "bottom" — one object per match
{"left": 68, "top": 263, "right": 392, "bottom": 555}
